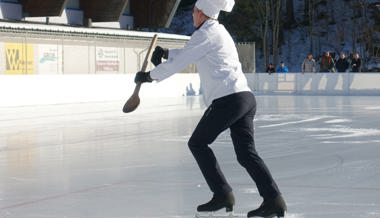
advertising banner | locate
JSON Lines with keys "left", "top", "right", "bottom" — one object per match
{"left": 5, "top": 43, "right": 34, "bottom": 74}
{"left": 38, "top": 44, "right": 62, "bottom": 74}
{"left": 95, "top": 47, "right": 120, "bottom": 73}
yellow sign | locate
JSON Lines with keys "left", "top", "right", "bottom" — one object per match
{"left": 5, "top": 43, "right": 34, "bottom": 74}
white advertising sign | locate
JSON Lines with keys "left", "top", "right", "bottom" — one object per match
{"left": 96, "top": 47, "right": 120, "bottom": 72}
{"left": 38, "top": 44, "right": 62, "bottom": 74}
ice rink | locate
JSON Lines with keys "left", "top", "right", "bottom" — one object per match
{"left": 0, "top": 95, "right": 379, "bottom": 218}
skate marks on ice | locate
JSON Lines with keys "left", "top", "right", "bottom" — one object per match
{"left": 159, "top": 213, "right": 303, "bottom": 218}
{"left": 257, "top": 114, "right": 332, "bottom": 128}
{"left": 194, "top": 211, "right": 303, "bottom": 218}
{"left": 195, "top": 211, "right": 245, "bottom": 218}
{"left": 256, "top": 113, "right": 380, "bottom": 144}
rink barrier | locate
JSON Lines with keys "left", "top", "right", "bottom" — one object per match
{"left": 250, "top": 72, "right": 380, "bottom": 95}
{"left": 0, "top": 73, "right": 380, "bottom": 107}
{"left": 0, "top": 74, "right": 201, "bottom": 107}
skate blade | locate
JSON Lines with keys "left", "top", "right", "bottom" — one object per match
{"left": 195, "top": 211, "right": 244, "bottom": 218}
{"left": 264, "top": 211, "right": 287, "bottom": 218}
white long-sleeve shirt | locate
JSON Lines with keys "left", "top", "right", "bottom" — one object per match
{"left": 150, "top": 19, "right": 251, "bottom": 106}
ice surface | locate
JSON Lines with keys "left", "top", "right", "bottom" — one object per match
{"left": 0, "top": 95, "right": 379, "bottom": 218}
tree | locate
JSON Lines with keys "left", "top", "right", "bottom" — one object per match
{"left": 178, "top": 0, "right": 196, "bottom": 8}
{"left": 305, "top": 0, "right": 316, "bottom": 54}
{"left": 271, "top": 0, "right": 282, "bottom": 66}
{"left": 219, "top": 0, "right": 257, "bottom": 41}
{"left": 253, "top": 0, "right": 271, "bottom": 70}
{"left": 285, "top": 0, "right": 295, "bottom": 28}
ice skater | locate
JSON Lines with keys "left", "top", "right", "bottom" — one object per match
{"left": 134, "top": 0, "right": 286, "bottom": 217}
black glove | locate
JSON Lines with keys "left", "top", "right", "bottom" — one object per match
{"left": 151, "top": 46, "right": 168, "bottom": 66}
{"left": 134, "top": 71, "right": 153, "bottom": 84}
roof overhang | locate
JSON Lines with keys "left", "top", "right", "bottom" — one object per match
{"left": 20, "top": 0, "right": 182, "bottom": 28}
{"left": 80, "top": 0, "right": 128, "bottom": 22}
{"left": 131, "top": 0, "right": 181, "bottom": 28}
{"left": 21, "top": 0, "right": 67, "bottom": 17}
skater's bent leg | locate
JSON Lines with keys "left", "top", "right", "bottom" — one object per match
{"left": 188, "top": 139, "right": 232, "bottom": 194}
{"left": 187, "top": 98, "right": 245, "bottom": 195}
{"left": 189, "top": 122, "right": 236, "bottom": 212}
{"left": 230, "top": 108, "right": 281, "bottom": 199}
{"left": 188, "top": 114, "right": 232, "bottom": 194}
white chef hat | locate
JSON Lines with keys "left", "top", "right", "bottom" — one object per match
{"left": 195, "top": 0, "right": 235, "bottom": 19}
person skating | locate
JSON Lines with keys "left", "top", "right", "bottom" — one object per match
{"left": 134, "top": 0, "right": 286, "bottom": 217}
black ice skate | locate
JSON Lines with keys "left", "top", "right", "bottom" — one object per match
{"left": 247, "top": 195, "right": 287, "bottom": 218}
{"left": 197, "top": 192, "right": 235, "bottom": 212}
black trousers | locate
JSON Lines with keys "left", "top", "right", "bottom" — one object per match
{"left": 188, "top": 91, "right": 280, "bottom": 199}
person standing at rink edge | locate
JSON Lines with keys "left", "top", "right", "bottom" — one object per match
{"left": 134, "top": 0, "right": 287, "bottom": 217}
{"left": 301, "top": 53, "right": 316, "bottom": 73}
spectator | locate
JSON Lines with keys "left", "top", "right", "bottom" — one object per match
{"left": 266, "top": 63, "right": 275, "bottom": 74}
{"left": 276, "top": 61, "right": 289, "bottom": 73}
{"left": 301, "top": 53, "right": 316, "bottom": 73}
{"left": 335, "top": 52, "right": 350, "bottom": 72}
{"left": 320, "top": 51, "right": 335, "bottom": 72}
{"left": 351, "top": 52, "right": 361, "bottom": 72}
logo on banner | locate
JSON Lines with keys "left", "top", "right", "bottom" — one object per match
{"left": 5, "top": 43, "right": 34, "bottom": 74}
